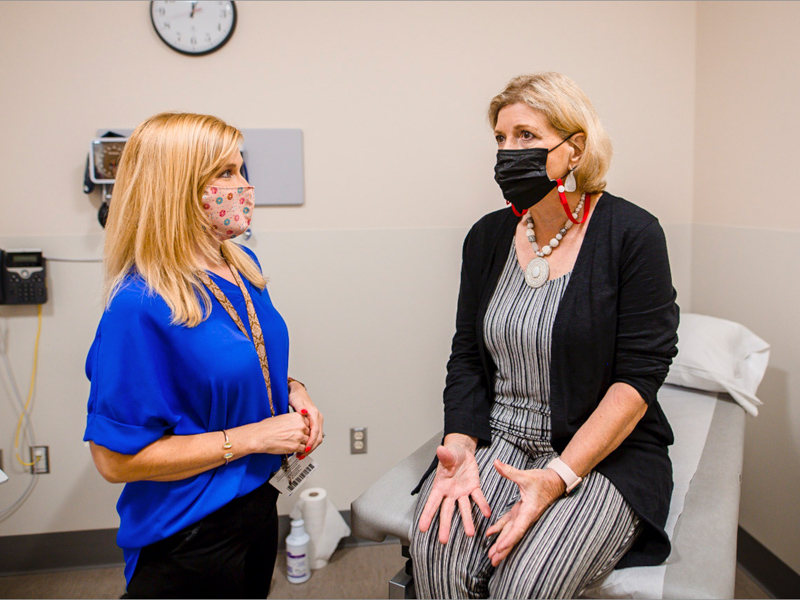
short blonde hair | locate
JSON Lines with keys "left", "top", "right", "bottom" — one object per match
{"left": 104, "top": 112, "right": 266, "bottom": 327}
{"left": 488, "top": 72, "right": 612, "bottom": 194}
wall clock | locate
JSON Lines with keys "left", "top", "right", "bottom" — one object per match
{"left": 150, "top": 1, "right": 237, "bottom": 56}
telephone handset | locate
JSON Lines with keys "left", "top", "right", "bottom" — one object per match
{"left": 0, "top": 249, "right": 48, "bottom": 305}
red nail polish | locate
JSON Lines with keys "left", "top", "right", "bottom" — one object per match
{"left": 301, "top": 409, "right": 308, "bottom": 415}
{"left": 297, "top": 455, "right": 305, "bottom": 460}
{"left": 305, "top": 446, "right": 311, "bottom": 453}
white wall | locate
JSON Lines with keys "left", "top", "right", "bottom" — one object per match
{"left": 694, "top": 1, "right": 800, "bottom": 574}
{"left": 1, "top": 0, "right": 699, "bottom": 538}
{"left": 0, "top": 1, "right": 697, "bottom": 235}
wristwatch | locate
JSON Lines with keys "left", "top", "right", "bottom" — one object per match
{"left": 546, "top": 456, "right": 583, "bottom": 495}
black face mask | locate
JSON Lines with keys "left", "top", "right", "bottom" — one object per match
{"left": 494, "top": 137, "right": 571, "bottom": 214}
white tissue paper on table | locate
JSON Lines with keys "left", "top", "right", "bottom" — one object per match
{"left": 291, "top": 487, "right": 350, "bottom": 569}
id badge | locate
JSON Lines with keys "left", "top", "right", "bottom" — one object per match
{"left": 269, "top": 454, "right": 318, "bottom": 496}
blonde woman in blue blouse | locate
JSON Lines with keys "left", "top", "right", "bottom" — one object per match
{"left": 84, "top": 112, "right": 323, "bottom": 598}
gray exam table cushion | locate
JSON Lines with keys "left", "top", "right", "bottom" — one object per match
{"left": 661, "top": 395, "right": 744, "bottom": 599}
{"left": 350, "top": 387, "right": 745, "bottom": 599}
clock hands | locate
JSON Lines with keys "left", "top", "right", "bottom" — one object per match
{"left": 189, "top": 1, "right": 203, "bottom": 19}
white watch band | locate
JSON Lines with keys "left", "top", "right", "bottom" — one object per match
{"left": 546, "top": 456, "right": 583, "bottom": 495}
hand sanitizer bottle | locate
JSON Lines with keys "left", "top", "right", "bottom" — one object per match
{"left": 286, "top": 518, "right": 311, "bottom": 584}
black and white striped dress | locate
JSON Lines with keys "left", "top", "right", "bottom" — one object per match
{"left": 411, "top": 243, "right": 641, "bottom": 599}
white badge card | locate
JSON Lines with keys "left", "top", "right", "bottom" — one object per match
{"left": 269, "top": 454, "right": 318, "bottom": 496}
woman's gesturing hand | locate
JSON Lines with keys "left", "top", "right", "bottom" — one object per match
{"left": 418, "top": 435, "right": 492, "bottom": 544}
{"left": 287, "top": 382, "right": 324, "bottom": 457}
{"left": 485, "top": 460, "right": 566, "bottom": 566}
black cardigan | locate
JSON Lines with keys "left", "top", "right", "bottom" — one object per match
{"left": 421, "top": 192, "right": 679, "bottom": 569}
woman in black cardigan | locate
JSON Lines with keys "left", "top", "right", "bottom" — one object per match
{"left": 410, "top": 72, "right": 679, "bottom": 599}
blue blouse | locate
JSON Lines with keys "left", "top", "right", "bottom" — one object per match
{"left": 83, "top": 247, "right": 289, "bottom": 584}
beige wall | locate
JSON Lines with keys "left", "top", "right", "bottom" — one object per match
{"left": 0, "top": 0, "right": 698, "bottom": 539}
{"left": 4, "top": 0, "right": 796, "bottom": 581}
{"left": 695, "top": 1, "right": 800, "bottom": 228}
{"left": 0, "top": 1, "right": 696, "bottom": 237}
{"left": 694, "top": 1, "right": 800, "bottom": 574}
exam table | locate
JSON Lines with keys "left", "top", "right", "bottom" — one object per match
{"left": 351, "top": 314, "right": 769, "bottom": 599}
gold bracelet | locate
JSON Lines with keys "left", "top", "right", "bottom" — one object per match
{"left": 288, "top": 377, "right": 306, "bottom": 390}
{"left": 222, "top": 429, "right": 233, "bottom": 466}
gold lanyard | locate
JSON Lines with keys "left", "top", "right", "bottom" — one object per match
{"left": 197, "top": 263, "right": 291, "bottom": 479}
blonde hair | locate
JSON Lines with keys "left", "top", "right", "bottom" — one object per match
{"left": 488, "top": 72, "right": 612, "bottom": 194}
{"left": 103, "top": 112, "right": 266, "bottom": 327}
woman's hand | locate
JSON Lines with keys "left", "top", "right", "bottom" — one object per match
{"left": 90, "top": 411, "right": 313, "bottom": 485}
{"left": 418, "top": 434, "right": 492, "bottom": 544}
{"left": 287, "top": 381, "right": 324, "bottom": 457}
{"left": 485, "top": 460, "right": 565, "bottom": 566}
{"left": 248, "top": 412, "right": 310, "bottom": 456}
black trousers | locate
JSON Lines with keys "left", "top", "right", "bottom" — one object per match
{"left": 125, "top": 481, "right": 280, "bottom": 599}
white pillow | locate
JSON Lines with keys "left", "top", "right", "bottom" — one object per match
{"left": 664, "top": 313, "right": 769, "bottom": 416}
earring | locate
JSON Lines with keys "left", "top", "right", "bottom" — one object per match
{"left": 564, "top": 169, "right": 577, "bottom": 193}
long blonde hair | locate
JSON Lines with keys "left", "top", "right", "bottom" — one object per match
{"left": 488, "top": 72, "right": 613, "bottom": 194}
{"left": 103, "top": 112, "right": 266, "bottom": 327}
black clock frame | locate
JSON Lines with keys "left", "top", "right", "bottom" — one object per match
{"left": 150, "top": 1, "right": 238, "bottom": 57}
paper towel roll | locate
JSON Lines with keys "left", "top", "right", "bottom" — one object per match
{"left": 295, "top": 487, "right": 351, "bottom": 569}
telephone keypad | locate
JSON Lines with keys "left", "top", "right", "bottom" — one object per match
{"left": 4, "top": 270, "right": 47, "bottom": 304}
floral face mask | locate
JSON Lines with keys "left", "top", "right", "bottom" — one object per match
{"left": 202, "top": 186, "right": 254, "bottom": 240}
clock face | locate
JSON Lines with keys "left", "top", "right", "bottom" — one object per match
{"left": 150, "top": 1, "right": 237, "bottom": 56}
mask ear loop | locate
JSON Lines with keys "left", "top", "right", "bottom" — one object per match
{"left": 557, "top": 179, "right": 591, "bottom": 224}
{"left": 553, "top": 133, "right": 586, "bottom": 224}
{"left": 507, "top": 200, "right": 527, "bottom": 217}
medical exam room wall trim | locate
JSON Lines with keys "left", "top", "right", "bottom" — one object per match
{"left": 0, "top": 511, "right": 368, "bottom": 576}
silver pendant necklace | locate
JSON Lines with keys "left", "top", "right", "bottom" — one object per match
{"left": 524, "top": 193, "right": 586, "bottom": 289}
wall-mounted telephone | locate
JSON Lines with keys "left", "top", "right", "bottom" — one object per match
{"left": 0, "top": 249, "right": 48, "bottom": 305}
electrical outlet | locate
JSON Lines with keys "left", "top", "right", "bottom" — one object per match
{"left": 30, "top": 446, "right": 49, "bottom": 474}
{"left": 350, "top": 427, "right": 367, "bottom": 454}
